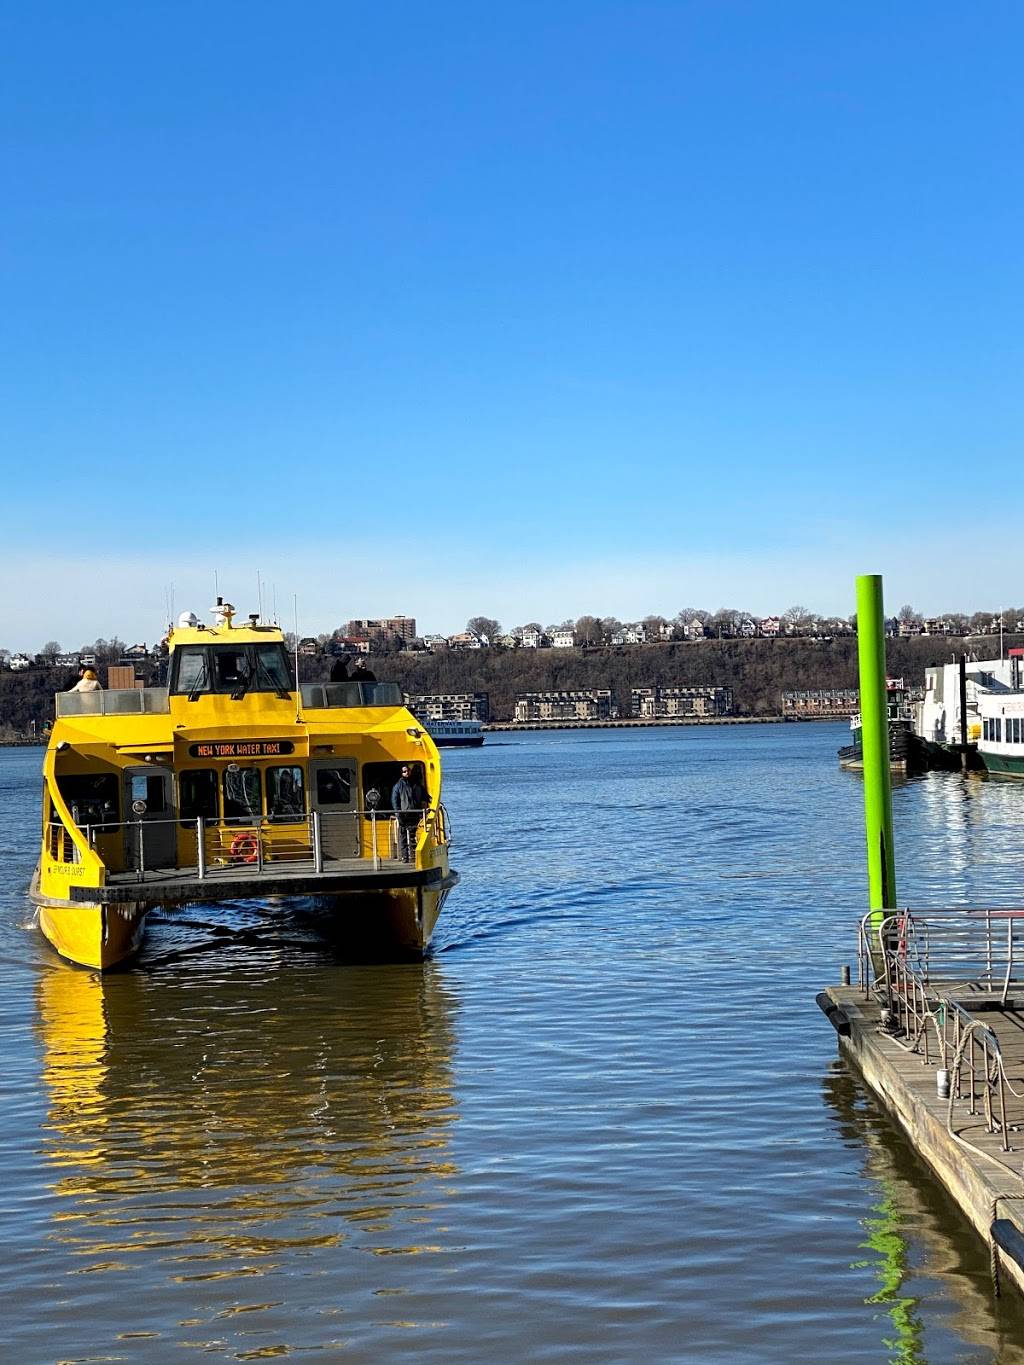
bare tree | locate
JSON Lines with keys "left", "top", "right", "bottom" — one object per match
{"left": 39, "top": 640, "right": 62, "bottom": 658}
{"left": 897, "top": 604, "right": 921, "bottom": 626}
{"left": 467, "top": 616, "right": 500, "bottom": 643}
{"left": 782, "top": 605, "right": 815, "bottom": 634}
{"left": 574, "top": 615, "right": 603, "bottom": 645}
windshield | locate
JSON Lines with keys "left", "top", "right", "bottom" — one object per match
{"left": 170, "top": 644, "right": 294, "bottom": 696}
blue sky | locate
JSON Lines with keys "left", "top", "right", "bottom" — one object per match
{"left": 2, "top": 2, "right": 1021, "bottom": 648}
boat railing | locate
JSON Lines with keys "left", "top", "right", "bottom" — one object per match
{"left": 856, "top": 907, "right": 1024, "bottom": 1164}
{"left": 300, "top": 682, "right": 404, "bottom": 709}
{"left": 55, "top": 688, "right": 170, "bottom": 717}
{"left": 46, "top": 801, "right": 448, "bottom": 881}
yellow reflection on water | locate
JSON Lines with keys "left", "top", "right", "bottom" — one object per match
{"left": 36, "top": 956, "right": 460, "bottom": 1290}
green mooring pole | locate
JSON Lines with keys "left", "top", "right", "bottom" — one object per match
{"left": 856, "top": 574, "right": 897, "bottom": 920}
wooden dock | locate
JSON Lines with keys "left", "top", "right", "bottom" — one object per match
{"left": 821, "top": 975, "right": 1024, "bottom": 1296}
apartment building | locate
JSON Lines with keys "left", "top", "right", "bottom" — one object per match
{"left": 345, "top": 616, "right": 417, "bottom": 647}
{"left": 407, "top": 692, "right": 490, "bottom": 722}
{"left": 514, "top": 690, "right": 615, "bottom": 722}
{"left": 630, "top": 686, "right": 734, "bottom": 719}
{"left": 781, "top": 688, "right": 859, "bottom": 718}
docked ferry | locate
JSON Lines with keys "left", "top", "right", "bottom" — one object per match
{"left": 32, "top": 600, "right": 458, "bottom": 969}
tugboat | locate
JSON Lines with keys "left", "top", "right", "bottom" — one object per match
{"left": 31, "top": 599, "right": 458, "bottom": 969}
{"left": 838, "top": 677, "right": 946, "bottom": 775}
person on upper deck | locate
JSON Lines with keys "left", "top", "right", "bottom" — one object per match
{"left": 351, "top": 658, "right": 376, "bottom": 684}
{"left": 329, "top": 654, "right": 351, "bottom": 682}
{"left": 391, "top": 763, "right": 429, "bottom": 862}
{"left": 69, "top": 668, "right": 102, "bottom": 692}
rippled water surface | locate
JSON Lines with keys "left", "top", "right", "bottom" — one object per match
{"left": 6, "top": 726, "right": 1024, "bottom": 1362}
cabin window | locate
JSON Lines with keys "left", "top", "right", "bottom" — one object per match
{"left": 180, "top": 769, "right": 218, "bottom": 824}
{"left": 983, "top": 719, "right": 989, "bottom": 742}
{"left": 213, "top": 649, "right": 250, "bottom": 691}
{"left": 996, "top": 719, "right": 1003, "bottom": 742}
{"left": 316, "top": 768, "right": 352, "bottom": 805}
{"left": 266, "top": 766, "right": 305, "bottom": 821}
{"left": 129, "top": 772, "right": 167, "bottom": 813}
{"left": 172, "top": 647, "right": 211, "bottom": 696}
{"left": 223, "top": 766, "right": 262, "bottom": 824}
{"left": 57, "top": 773, "right": 119, "bottom": 830}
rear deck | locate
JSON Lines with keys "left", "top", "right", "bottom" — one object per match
{"left": 74, "top": 858, "right": 455, "bottom": 904}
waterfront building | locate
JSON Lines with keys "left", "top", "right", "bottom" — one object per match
{"left": 551, "top": 629, "right": 575, "bottom": 648}
{"left": 408, "top": 692, "right": 490, "bottom": 722}
{"left": 781, "top": 688, "right": 859, "bottom": 719}
{"left": 514, "top": 690, "right": 614, "bottom": 722}
{"left": 630, "top": 686, "right": 734, "bottom": 719}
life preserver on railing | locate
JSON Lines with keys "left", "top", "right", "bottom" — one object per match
{"left": 229, "top": 833, "right": 259, "bottom": 864}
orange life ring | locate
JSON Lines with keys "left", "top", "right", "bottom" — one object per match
{"left": 229, "top": 833, "right": 259, "bottom": 864}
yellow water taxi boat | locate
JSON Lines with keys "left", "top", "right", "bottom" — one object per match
{"left": 32, "top": 600, "right": 458, "bottom": 969}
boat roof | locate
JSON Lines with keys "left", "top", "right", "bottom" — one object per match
{"left": 167, "top": 622, "right": 286, "bottom": 650}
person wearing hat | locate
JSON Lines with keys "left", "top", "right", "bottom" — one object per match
{"left": 70, "top": 667, "right": 102, "bottom": 692}
{"left": 350, "top": 657, "right": 377, "bottom": 684}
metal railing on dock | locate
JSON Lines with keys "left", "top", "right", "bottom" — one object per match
{"left": 858, "top": 908, "right": 1024, "bottom": 1168}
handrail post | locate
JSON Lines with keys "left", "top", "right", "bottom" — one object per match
{"left": 137, "top": 820, "right": 146, "bottom": 882}
{"left": 312, "top": 810, "right": 323, "bottom": 873}
{"left": 371, "top": 808, "right": 380, "bottom": 870}
{"left": 256, "top": 820, "right": 264, "bottom": 872}
{"left": 197, "top": 817, "right": 206, "bottom": 879}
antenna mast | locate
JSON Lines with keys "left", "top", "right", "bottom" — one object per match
{"left": 293, "top": 594, "right": 301, "bottom": 722}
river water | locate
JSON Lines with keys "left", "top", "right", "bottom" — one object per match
{"left": 4, "top": 725, "right": 1024, "bottom": 1362}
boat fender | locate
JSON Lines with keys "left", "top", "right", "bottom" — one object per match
{"left": 815, "top": 991, "right": 851, "bottom": 1037}
{"left": 229, "top": 833, "right": 259, "bottom": 864}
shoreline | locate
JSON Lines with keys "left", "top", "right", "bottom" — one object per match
{"left": 483, "top": 714, "right": 845, "bottom": 732}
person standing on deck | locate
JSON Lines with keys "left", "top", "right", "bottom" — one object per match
{"left": 69, "top": 668, "right": 102, "bottom": 692}
{"left": 351, "top": 658, "right": 376, "bottom": 684}
{"left": 329, "top": 654, "right": 351, "bottom": 682}
{"left": 391, "top": 764, "right": 428, "bottom": 863}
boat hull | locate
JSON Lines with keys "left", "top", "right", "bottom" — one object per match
{"left": 37, "top": 901, "right": 148, "bottom": 971}
{"left": 979, "top": 751, "right": 1024, "bottom": 778}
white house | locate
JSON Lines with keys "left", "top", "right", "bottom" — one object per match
{"left": 10, "top": 653, "right": 32, "bottom": 670}
{"left": 552, "top": 629, "right": 575, "bottom": 648}
{"left": 759, "top": 617, "right": 781, "bottom": 638}
{"left": 612, "top": 624, "right": 646, "bottom": 646}
{"left": 448, "top": 631, "right": 483, "bottom": 649}
{"left": 521, "top": 628, "right": 549, "bottom": 648}
{"left": 737, "top": 617, "right": 757, "bottom": 638}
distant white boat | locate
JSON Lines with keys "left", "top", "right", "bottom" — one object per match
{"left": 423, "top": 718, "right": 485, "bottom": 748}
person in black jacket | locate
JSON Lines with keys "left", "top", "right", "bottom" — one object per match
{"left": 390, "top": 764, "right": 428, "bottom": 862}
{"left": 329, "top": 655, "right": 350, "bottom": 682}
{"left": 351, "top": 658, "right": 377, "bottom": 684}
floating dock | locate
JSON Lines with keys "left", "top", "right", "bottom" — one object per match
{"left": 821, "top": 908, "right": 1024, "bottom": 1298}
